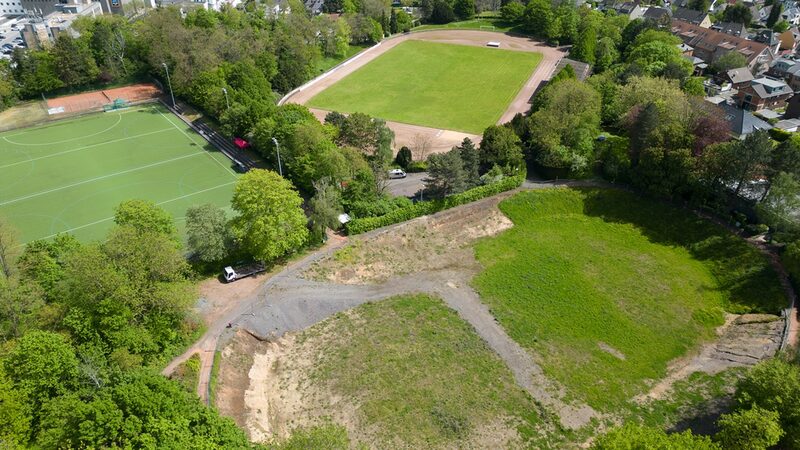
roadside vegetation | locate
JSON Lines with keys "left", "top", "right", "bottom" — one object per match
{"left": 472, "top": 188, "right": 785, "bottom": 411}
{"left": 266, "top": 294, "right": 559, "bottom": 448}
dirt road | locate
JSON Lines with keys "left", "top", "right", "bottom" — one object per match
{"left": 282, "top": 30, "right": 565, "bottom": 154}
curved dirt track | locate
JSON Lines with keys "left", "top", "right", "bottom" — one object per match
{"left": 282, "top": 30, "right": 565, "bottom": 154}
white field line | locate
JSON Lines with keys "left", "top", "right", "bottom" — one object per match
{"left": 155, "top": 108, "right": 238, "bottom": 177}
{"left": 29, "top": 181, "right": 237, "bottom": 242}
{"left": 0, "top": 152, "right": 205, "bottom": 207}
{"left": 0, "top": 127, "right": 174, "bottom": 170}
{"left": 2, "top": 105, "right": 153, "bottom": 139}
{"left": 2, "top": 113, "right": 124, "bottom": 146}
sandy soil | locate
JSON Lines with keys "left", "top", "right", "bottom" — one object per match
{"left": 303, "top": 191, "right": 516, "bottom": 284}
{"left": 283, "top": 30, "right": 565, "bottom": 155}
{"left": 196, "top": 275, "right": 266, "bottom": 327}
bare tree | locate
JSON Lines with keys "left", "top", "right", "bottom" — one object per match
{"left": 0, "top": 217, "right": 20, "bottom": 280}
{"left": 412, "top": 133, "right": 432, "bottom": 161}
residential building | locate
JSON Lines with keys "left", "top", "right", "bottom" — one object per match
{"left": 673, "top": 7, "right": 712, "bottom": 27}
{"left": 720, "top": 103, "right": 773, "bottom": 138}
{"left": 735, "top": 76, "right": 793, "bottom": 110}
{"left": 783, "top": 2, "right": 800, "bottom": 25}
{"left": 304, "top": 0, "right": 322, "bottom": 14}
{"left": 599, "top": 0, "right": 645, "bottom": 19}
{"left": 671, "top": 19, "right": 773, "bottom": 73}
{"left": 713, "top": 21, "right": 748, "bottom": 37}
{"left": 642, "top": 6, "right": 671, "bottom": 24}
{"left": 774, "top": 118, "right": 800, "bottom": 131}
{"left": 725, "top": 67, "right": 754, "bottom": 88}
{"left": 753, "top": 29, "right": 781, "bottom": 55}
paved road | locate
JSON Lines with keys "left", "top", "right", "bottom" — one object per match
{"left": 387, "top": 172, "right": 426, "bottom": 198}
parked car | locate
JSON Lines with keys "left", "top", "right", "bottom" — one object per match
{"left": 388, "top": 168, "right": 407, "bottom": 179}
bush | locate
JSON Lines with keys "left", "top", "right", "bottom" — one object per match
{"left": 770, "top": 128, "right": 792, "bottom": 142}
{"left": 348, "top": 196, "right": 413, "bottom": 218}
{"left": 345, "top": 175, "right": 524, "bottom": 234}
{"left": 395, "top": 147, "right": 413, "bottom": 169}
{"left": 407, "top": 161, "right": 428, "bottom": 173}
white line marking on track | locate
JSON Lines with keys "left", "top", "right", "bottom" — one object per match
{"left": 2, "top": 113, "right": 124, "bottom": 146}
{"left": 0, "top": 152, "right": 205, "bottom": 207}
{"left": 155, "top": 108, "right": 238, "bottom": 177}
{"left": 0, "top": 127, "right": 174, "bottom": 170}
{"left": 27, "top": 181, "right": 237, "bottom": 242}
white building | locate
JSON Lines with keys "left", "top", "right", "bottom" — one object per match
{"left": 0, "top": 0, "right": 24, "bottom": 16}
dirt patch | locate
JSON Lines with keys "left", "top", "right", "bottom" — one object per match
{"left": 196, "top": 275, "right": 266, "bottom": 327}
{"left": 637, "top": 313, "right": 783, "bottom": 402}
{"left": 598, "top": 342, "right": 626, "bottom": 361}
{"left": 215, "top": 330, "right": 266, "bottom": 430}
{"left": 0, "top": 101, "right": 48, "bottom": 132}
{"left": 304, "top": 193, "right": 514, "bottom": 284}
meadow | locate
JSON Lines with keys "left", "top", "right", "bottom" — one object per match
{"left": 292, "top": 294, "right": 559, "bottom": 448}
{"left": 472, "top": 188, "right": 785, "bottom": 411}
{"left": 0, "top": 104, "right": 238, "bottom": 243}
{"left": 307, "top": 40, "right": 541, "bottom": 133}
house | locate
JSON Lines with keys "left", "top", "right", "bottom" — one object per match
{"left": 752, "top": 4, "right": 771, "bottom": 25}
{"left": 735, "top": 76, "right": 794, "bottom": 110}
{"left": 304, "top": 0, "right": 323, "bottom": 14}
{"left": 725, "top": 67, "right": 755, "bottom": 88}
{"left": 713, "top": 21, "right": 748, "bottom": 37}
{"left": 768, "top": 57, "right": 799, "bottom": 78}
{"left": 671, "top": 20, "right": 774, "bottom": 74}
{"left": 642, "top": 6, "right": 671, "bottom": 24}
{"left": 616, "top": 1, "right": 645, "bottom": 19}
{"left": 753, "top": 29, "right": 781, "bottom": 55}
{"left": 673, "top": 7, "right": 712, "bottom": 27}
{"left": 685, "top": 55, "right": 708, "bottom": 74}
{"left": 774, "top": 118, "right": 800, "bottom": 131}
{"left": 720, "top": 103, "right": 773, "bottom": 138}
{"left": 783, "top": 3, "right": 800, "bottom": 25}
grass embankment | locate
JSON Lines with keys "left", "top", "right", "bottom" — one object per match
{"left": 298, "top": 294, "right": 558, "bottom": 448}
{"left": 170, "top": 353, "right": 202, "bottom": 394}
{"left": 308, "top": 40, "right": 541, "bottom": 133}
{"left": 414, "top": 13, "right": 524, "bottom": 33}
{"left": 472, "top": 188, "right": 785, "bottom": 411}
{"left": 315, "top": 44, "right": 372, "bottom": 75}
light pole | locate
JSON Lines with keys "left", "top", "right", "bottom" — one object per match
{"left": 161, "top": 62, "right": 175, "bottom": 109}
{"left": 271, "top": 137, "right": 283, "bottom": 177}
{"left": 222, "top": 87, "right": 230, "bottom": 110}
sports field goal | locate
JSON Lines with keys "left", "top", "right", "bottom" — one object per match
{"left": 103, "top": 98, "right": 131, "bottom": 112}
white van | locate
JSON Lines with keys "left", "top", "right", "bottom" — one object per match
{"left": 388, "top": 168, "right": 407, "bottom": 179}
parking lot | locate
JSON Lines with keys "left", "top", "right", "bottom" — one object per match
{"left": 387, "top": 172, "right": 426, "bottom": 199}
{"left": 0, "top": 20, "right": 26, "bottom": 59}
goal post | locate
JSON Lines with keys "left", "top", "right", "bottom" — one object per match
{"left": 103, "top": 98, "right": 131, "bottom": 112}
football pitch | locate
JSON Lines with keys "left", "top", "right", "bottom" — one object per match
{"left": 0, "top": 103, "right": 239, "bottom": 244}
{"left": 307, "top": 40, "right": 542, "bottom": 133}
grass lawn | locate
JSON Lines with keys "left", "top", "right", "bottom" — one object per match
{"left": 472, "top": 188, "right": 785, "bottom": 412}
{"left": 0, "top": 103, "right": 239, "bottom": 244}
{"left": 297, "top": 294, "right": 560, "bottom": 448}
{"left": 414, "top": 15, "right": 522, "bottom": 33}
{"left": 307, "top": 40, "right": 541, "bottom": 133}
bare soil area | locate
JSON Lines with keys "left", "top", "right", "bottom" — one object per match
{"left": 215, "top": 330, "right": 264, "bottom": 430}
{"left": 196, "top": 275, "right": 266, "bottom": 327}
{"left": 304, "top": 192, "right": 515, "bottom": 284}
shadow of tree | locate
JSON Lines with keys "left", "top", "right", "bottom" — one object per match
{"left": 577, "top": 187, "right": 785, "bottom": 314}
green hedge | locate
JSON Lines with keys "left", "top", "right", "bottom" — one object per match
{"left": 345, "top": 175, "right": 525, "bottom": 234}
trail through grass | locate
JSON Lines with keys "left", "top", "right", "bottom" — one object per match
{"left": 472, "top": 188, "right": 785, "bottom": 411}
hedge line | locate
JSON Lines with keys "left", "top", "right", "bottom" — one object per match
{"left": 345, "top": 174, "right": 525, "bottom": 235}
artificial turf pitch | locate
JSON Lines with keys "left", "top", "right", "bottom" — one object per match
{"left": 307, "top": 40, "right": 542, "bottom": 134}
{"left": 0, "top": 104, "right": 239, "bottom": 244}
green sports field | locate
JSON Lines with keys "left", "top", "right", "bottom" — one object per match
{"left": 0, "top": 104, "right": 239, "bottom": 244}
{"left": 307, "top": 40, "right": 542, "bottom": 133}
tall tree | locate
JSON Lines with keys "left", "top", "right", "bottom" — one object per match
{"left": 767, "top": 2, "right": 783, "bottom": 27}
{"left": 722, "top": 3, "right": 752, "bottom": 26}
{"left": 479, "top": 125, "right": 524, "bottom": 173}
{"left": 571, "top": 18, "right": 597, "bottom": 65}
{"left": 730, "top": 130, "right": 772, "bottom": 196}
{"left": 185, "top": 204, "right": 231, "bottom": 263}
{"left": 308, "top": 178, "right": 343, "bottom": 240}
{"left": 458, "top": 138, "right": 480, "bottom": 187}
{"left": 716, "top": 406, "right": 784, "bottom": 450}
{"left": 0, "top": 216, "right": 20, "bottom": 280}
{"left": 425, "top": 149, "right": 468, "bottom": 198}
{"left": 230, "top": 170, "right": 309, "bottom": 262}
{"left": 51, "top": 35, "right": 100, "bottom": 89}
{"left": 113, "top": 199, "right": 176, "bottom": 237}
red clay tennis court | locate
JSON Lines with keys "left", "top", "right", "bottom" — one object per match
{"left": 46, "top": 83, "right": 162, "bottom": 115}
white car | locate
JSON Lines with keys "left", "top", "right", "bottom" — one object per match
{"left": 388, "top": 168, "right": 407, "bottom": 179}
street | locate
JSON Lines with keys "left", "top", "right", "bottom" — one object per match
{"left": 387, "top": 172, "right": 426, "bottom": 198}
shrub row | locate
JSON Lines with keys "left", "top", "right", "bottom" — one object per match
{"left": 345, "top": 175, "right": 525, "bottom": 235}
